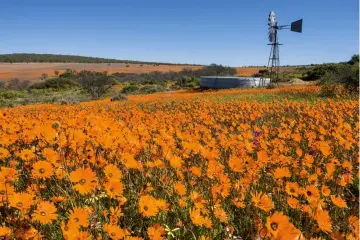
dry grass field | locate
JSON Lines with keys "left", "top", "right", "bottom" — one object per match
{"left": 0, "top": 63, "right": 297, "bottom": 82}
{"left": 0, "top": 63, "right": 201, "bottom": 82}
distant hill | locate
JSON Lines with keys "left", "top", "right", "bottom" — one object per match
{"left": 0, "top": 53, "right": 201, "bottom": 65}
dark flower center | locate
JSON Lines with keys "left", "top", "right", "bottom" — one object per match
{"left": 0, "top": 190, "right": 5, "bottom": 195}
{"left": 80, "top": 179, "right": 86, "bottom": 185}
{"left": 16, "top": 202, "right": 23, "bottom": 207}
{"left": 41, "top": 212, "right": 46, "bottom": 216}
{"left": 307, "top": 191, "right": 312, "bottom": 196}
{"left": 74, "top": 217, "right": 80, "bottom": 223}
{"left": 271, "top": 222, "right": 278, "bottom": 231}
{"left": 144, "top": 206, "right": 149, "bottom": 211}
{"left": 39, "top": 168, "right": 45, "bottom": 174}
{"left": 111, "top": 232, "right": 116, "bottom": 236}
{"left": 108, "top": 173, "right": 113, "bottom": 177}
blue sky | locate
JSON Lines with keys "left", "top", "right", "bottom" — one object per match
{"left": 0, "top": 0, "right": 358, "bottom": 66}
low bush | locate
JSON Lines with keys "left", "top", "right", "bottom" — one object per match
{"left": 29, "top": 78, "right": 79, "bottom": 90}
{"left": 318, "top": 63, "right": 359, "bottom": 94}
{"left": 138, "top": 85, "right": 166, "bottom": 94}
{"left": 121, "top": 85, "right": 139, "bottom": 94}
{"left": 7, "top": 78, "right": 30, "bottom": 90}
{"left": 0, "top": 90, "right": 27, "bottom": 99}
{"left": 266, "top": 83, "right": 277, "bottom": 89}
{"left": 175, "top": 77, "right": 200, "bottom": 88}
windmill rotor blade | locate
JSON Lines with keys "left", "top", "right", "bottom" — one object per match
{"left": 268, "top": 11, "right": 276, "bottom": 27}
{"left": 291, "top": 19, "right": 303, "bottom": 33}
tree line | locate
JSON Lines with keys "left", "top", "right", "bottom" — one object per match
{"left": 0, "top": 53, "right": 201, "bottom": 66}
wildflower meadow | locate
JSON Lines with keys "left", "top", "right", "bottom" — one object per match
{"left": 0, "top": 86, "right": 358, "bottom": 240}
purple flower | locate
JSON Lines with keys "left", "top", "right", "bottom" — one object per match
{"left": 253, "top": 140, "right": 260, "bottom": 147}
{"left": 253, "top": 131, "right": 261, "bottom": 137}
{"left": 308, "top": 149, "right": 315, "bottom": 155}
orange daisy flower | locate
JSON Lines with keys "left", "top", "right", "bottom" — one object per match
{"left": 0, "top": 182, "right": 14, "bottom": 203}
{"left": 139, "top": 195, "right": 159, "bottom": 217}
{"left": 315, "top": 209, "right": 332, "bottom": 233}
{"left": 8, "top": 192, "right": 33, "bottom": 213}
{"left": 32, "top": 201, "right": 58, "bottom": 224}
{"left": 0, "top": 167, "right": 18, "bottom": 183}
{"left": 287, "top": 197, "right": 300, "bottom": 209}
{"left": 174, "top": 182, "right": 186, "bottom": 196}
{"left": 321, "top": 185, "right": 331, "bottom": 197}
{"left": 304, "top": 185, "right": 320, "bottom": 203}
{"left": 274, "top": 167, "right": 291, "bottom": 179}
{"left": 214, "top": 207, "right": 228, "bottom": 223}
{"left": 104, "top": 164, "right": 122, "bottom": 180}
{"left": 104, "top": 180, "right": 124, "bottom": 199}
{"left": 104, "top": 224, "right": 127, "bottom": 239}
{"left": 330, "top": 195, "right": 347, "bottom": 208}
{"left": 147, "top": 224, "right": 166, "bottom": 240}
{"left": 266, "top": 212, "right": 290, "bottom": 237}
{"left": 0, "top": 226, "right": 11, "bottom": 239}
{"left": 251, "top": 192, "right": 274, "bottom": 212}
{"left": 189, "top": 166, "right": 202, "bottom": 177}
{"left": 32, "top": 160, "right": 54, "bottom": 179}
{"left": 0, "top": 147, "right": 10, "bottom": 158}
{"left": 169, "top": 155, "right": 183, "bottom": 169}
{"left": 285, "top": 182, "right": 300, "bottom": 197}
{"left": 69, "top": 207, "right": 89, "bottom": 227}
{"left": 19, "top": 148, "right": 36, "bottom": 161}
{"left": 69, "top": 168, "right": 97, "bottom": 194}
{"left": 190, "top": 208, "right": 205, "bottom": 227}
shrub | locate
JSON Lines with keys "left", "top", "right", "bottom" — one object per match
{"left": 29, "top": 78, "right": 79, "bottom": 90}
{"left": 318, "top": 63, "right": 359, "bottom": 94}
{"left": 138, "top": 85, "right": 166, "bottom": 94}
{"left": 75, "top": 71, "right": 115, "bottom": 99}
{"left": 121, "top": 85, "right": 139, "bottom": 94}
{"left": 0, "top": 90, "right": 27, "bottom": 99}
{"left": 111, "top": 93, "right": 127, "bottom": 101}
{"left": 7, "top": 78, "right": 30, "bottom": 90}
{"left": 266, "top": 83, "right": 276, "bottom": 89}
{"left": 176, "top": 77, "right": 200, "bottom": 88}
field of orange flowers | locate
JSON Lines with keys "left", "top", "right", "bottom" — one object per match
{"left": 0, "top": 86, "right": 358, "bottom": 240}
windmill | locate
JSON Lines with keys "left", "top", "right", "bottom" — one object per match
{"left": 267, "top": 11, "right": 303, "bottom": 82}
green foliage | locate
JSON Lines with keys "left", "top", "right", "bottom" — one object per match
{"left": 266, "top": 83, "right": 276, "bottom": 89}
{"left": 59, "top": 69, "right": 76, "bottom": 78}
{"left": 199, "top": 64, "right": 237, "bottom": 76}
{"left": 75, "top": 71, "right": 115, "bottom": 99}
{"left": 29, "top": 78, "right": 79, "bottom": 90}
{"left": 318, "top": 62, "right": 359, "bottom": 94}
{"left": 0, "top": 90, "right": 27, "bottom": 99}
{"left": 121, "top": 85, "right": 139, "bottom": 94}
{"left": 121, "top": 84, "right": 166, "bottom": 95}
{"left": 112, "top": 64, "right": 236, "bottom": 84}
{"left": 137, "top": 85, "right": 166, "bottom": 94}
{"left": 175, "top": 77, "right": 200, "bottom": 88}
{"left": 348, "top": 54, "right": 359, "bottom": 65}
{"left": 253, "top": 69, "right": 269, "bottom": 77}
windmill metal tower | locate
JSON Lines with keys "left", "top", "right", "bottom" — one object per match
{"left": 267, "top": 11, "right": 303, "bottom": 83}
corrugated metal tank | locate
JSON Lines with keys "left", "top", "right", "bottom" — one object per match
{"left": 200, "top": 76, "right": 270, "bottom": 89}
